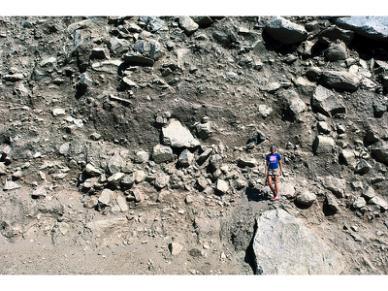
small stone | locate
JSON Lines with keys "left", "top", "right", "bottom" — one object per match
{"left": 90, "top": 47, "right": 109, "bottom": 59}
{"left": 317, "top": 121, "right": 331, "bottom": 134}
{"left": 363, "top": 186, "right": 377, "bottom": 200}
{"left": 178, "top": 149, "right": 194, "bottom": 167}
{"left": 324, "top": 176, "right": 346, "bottom": 198}
{"left": 353, "top": 196, "right": 367, "bottom": 209}
{"left": 84, "top": 163, "right": 102, "bottom": 176}
{"left": 237, "top": 157, "right": 257, "bottom": 168}
{"left": 116, "top": 195, "right": 129, "bottom": 212}
{"left": 152, "top": 144, "right": 175, "bottom": 164}
{"left": 134, "top": 170, "right": 146, "bottom": 183}
{"left": 323, "top": 194, "right": 339, "bottom": 215}
{"left": 355, "top": 159, "right": 372, "bottom": 175}
{"left": 368, "top": 196, "right": 388, "bottom": 211}
{"left": 107, "top": 172, "right": 125, "bottom": 186}
{"left": 258, "top": 104, "right": 273, "bottom": 118}
{"left": 83, "top": 196, "right": 98, "bottom": 209}
{"left": 0, "top": 162, "right": 6, "bottom": 175}
{"left": 185, "top": 195, "right": 194, "bottom": 204}
{"left": 134, "top": 150, "right": 150, "bottom": 163}
{"left": 169, "top": 242, "right": 183, "bottom": 256}
{"left": 154, "top": 172, "right": 170, "bottom": 190}
{"left": 98, "top": 189, "right": 114, "bottom": 205}
{"left": 3, "top": 180, "right": 21, "bottom": 191}
{"left": 313, "top": 135, "right": 335, "bottom": 154}
{"left": 325, "top": 41, "right": 348, "bottom": 61}
{"left": 196, "top": 176, "right": 209, "bottom": 191}
{"left": 295, "top": 191, "right": 317, "bottom": 207}
{"left": 373, "top": 102, "right": 386, "bottom": 118}
{"left": 178, "top": 16, "right": 199, "bottom": 34}
{"left": 216, "top": 179, "right": 229, "bottom": 195}
{"left": 31, "top": 187, "right": 47, "bottom": 199}
{"left": 162, "top": 119, "right": 200, "bottom": 149}
{"left": 120, "top": 174, "right": 135, "bottom": 189}
{"left": 52, "top": 108, "right": 66, "bottom": 117}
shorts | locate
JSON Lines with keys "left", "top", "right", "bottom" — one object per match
{"left": 268, "top": 168, "right": 280, "bottom": 177}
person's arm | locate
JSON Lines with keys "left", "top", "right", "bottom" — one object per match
{"left": 279, "top": 159, "right": 283, "bottom": 176}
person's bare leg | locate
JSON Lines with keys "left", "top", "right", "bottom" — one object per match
{"left": 267, "top": 175, "right": 275, "bottom": 197}
{"left": 274, "top": 175, "right": 281, "bottom": 199}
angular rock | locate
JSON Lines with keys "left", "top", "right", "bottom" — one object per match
{"left": 253, "top": 209, "right": 345, "bottom": 274}
{"left": 320, "top": 70, "right": 360, "bottom": 92}
{"left": 323, "top": 194, "right": 340, "bottom": 215}
{"left": 370, "top": 142, "right": 388, "bottom": 165}
{"left": 355, "top": 159, "right": 372, "bottom": 175}
{"left": 237, "top": 157, "right": 257, "bottom": 168}
{"left": 98, "top": 189, "right": 114, "bottom": 206}
{"left": 258, "top": 104, "right": 273, "bottom": 118}
{"left": 319, "top": 25, "right": 354, "bottom": 44}
{"left": 311, "top": 86, "right": 346, "bottom": 116}
{"left": 313, "top": 135, "right": 335, "bottom": 154}
{"left": 373, "top": 102, "right": 387, "bottom": 118}
{"left": 134, "top": 170, "right": 146, "bottom": 183}
{"left": 196, "top": 176, "right": 209, "bottom": 191}
{"left": 3, "top": 180, "right": 21, "bottom": 191}
{"left": 368, "top": 196, "right": 388, "bottom": 211}
{"left": 178, "top": 16, "right": 199, "bottom": 34}
{"left": 318, "top": 121, "right": 331, "bottom": 134}
{"left": 84, "top": 163, "right": 102, "bottom": 176}
{"left": 133, "top": 39, "right": 162, "bottom": 60}
{"left": 152, "top": 144, "right": 175, "bottom": 164}
{"left": 197, "top": 148, "right": 213, "bottom": 165}
{"left": 108, "top": 37, "right": 129, "bottom": 56}
{"left": 154, "top": 172, "right": 170, "bottom": 190}
{"left": 120, "top": 174, "right": 135, "bottom": 189}
{"left": 122, "top": 53, "right": 155, "bottom": 67}
{"left": 264, "top": 17, "right": 308, "bottom": 44}
{"left": 216, "top": 179, "right": 229, "bottom": 195}
{"left": 0, "top": 162, "right": 7, "bottom": 175}
{"left": 83, "top": 196, "right": 99, "bottom": 209}
{"left": 339, "top": 149, "right": 355, "bottom": 166}
{"left": 75, "top": 72, "right": 92, "bottom": 97}
{"left": 169, "top": 242, "right": 183, "bottom": 256}
{"left": 178, "top": 149, "right": 194, "bottom": 167}
{"left": 134, "top": 150, "right": 150, "bottom": 164}
{"left": 295, "top": 191, "right": 317, "bottom": 207}
{"left": 107, "top": 172, "right": 125, "bottom": 187}
{"left": 335, "top": 17, "right": 388, "bottom": 42}
{"left": 353, "top": 196, "right": 367, "bottom": 209}
{"left": 116, "top": 195, "right": 129, "bottom": 212}
{"left": 52, "top": 108, "right": 66, "bottom": 117}
{"left": 162, "top": 119, "right": 200, "bottom": 149}
{"left": 195, "top": 119, "right": 213, "bottom": 139}
{"left": 325, "top": 41, "right": 348, "bottom": 61}
{"left": 363, "top": 186, "right": 377, "bottom": 200}
{"left": 324, "top": 176, "right": 346, "bottom": 198}
{"left": 287, "top": 96, "right": 307, "bottom": 120}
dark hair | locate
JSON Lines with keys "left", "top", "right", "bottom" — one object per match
{"left": 270, "top": 144, "right": 277, "bottom": 150}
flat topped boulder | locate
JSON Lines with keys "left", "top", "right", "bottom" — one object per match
{"left": 335, "top": 16, "right": 388, "bottom": 42}
{"left": 253, "top": 209, "right": 345, "bottom": 274}
{"left": 162, "top": 118, "right": 200, "bottom": 149}
{"left": 264, "top": 17, "right": 308, "bottom": 44}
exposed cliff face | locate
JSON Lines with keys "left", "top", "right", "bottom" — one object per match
{"left": 0, "top": 16, "right": 387, "bottom": 274}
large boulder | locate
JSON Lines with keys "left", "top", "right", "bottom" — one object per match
{"left": 320, "top": 70, "right": 360, "bottom": 92}
{"left": 311, "top": 86, "right": 346, "bottom": 117}
{"left": 335, "top": 16, "right": 388, "bottom": 42}
{"left": 370, "top": 142, "right": 388, "bottom": 165}
{"left": 162, "top": 119, "right": 200, "bottom": 149}
{"left": 253, "top": 209, "right": 345, "bottom": 274}
{"left": 313, "top": 135, "right": 335, "bottom": 154}
{"left": 152, "top": 144, "right": 175, "bottom": 164}
{"left": 178, "top": 16, "right": 199, "bottom": 34}
{"left": 264, "top": 17, "right": 308, "bottom": 44}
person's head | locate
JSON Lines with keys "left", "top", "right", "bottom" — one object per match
{"left": 270, "top": 144, "right": 277, "bottom": 154}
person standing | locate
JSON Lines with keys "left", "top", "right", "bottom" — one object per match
{"left": 265, "top": 145, "right": 283, "bottom": 201}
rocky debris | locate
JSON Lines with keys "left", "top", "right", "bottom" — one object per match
{"left": 258, "top": 104, "right": 273, "bottom": 118}
{"left": 109, "top": 37, "right": 129, "bottom": 56}
{"left": 3, "top": 180, "right": 21, "bottom": 191}
{"left": 324, "top": 194, "right": 340, "bottom": 215}
{"left": 295, "top": 190, "right": 317, "bottom": 207}
{"left": 253, "top": 209, "right": 345, "bottom": 274}
{"left": 324, "top": 176, "right": 346, "bottom": 198}
{"left": 134, "top": 150, "right": 150, "bottom": 164}
{"left": 237, "top": 156, "right": 257, "bottom": 168}
{"left": 311, "top": 86, "right": 346, "bottom": 117}
{"left": 154, "top": 172, "right": 170, "bottom": 190}
{"left": 369, "top": 196, "right": 388, "bottom": 212}
{"left": 133, "top": 39, "right": 162, "bottom": 60}
{"left": 353, "top": 196, "right": 367, "bottom": 210}
{"left": 313, "top": 135, "right": 335, "bottom": 154}
{"left": 84, "top": 163, "right": 102, "bottom": 176}
{"left": 370, "top": 142, "right": 388, "bottom": 165}
{"left": 320, "top": 70, "right": 360, "bottom": 92}
{"left": 98, "top": 189, "right": 114, "bottom": 206}
{"left": 355, "top": 160, "right": 372, "bottom": 175}
{"left": 178, "top": 149, "right": 194, "bottom": 167}
{"left": 194, "top": 117, "right": 213, "bottom": 139}
{"left": 264, "top": 17, "right": 308, "bottom": 44}
{"left": 169, "top": 242, "right": 183, "bottom": 256}
{"left": 319, "top": 25, "right": 354, "bottom": 44}
{"left": 216, "top": 179, "right": 229, "bottom": 195}
{"left": 178, "top": 17, "right": 199, "bottom": 34}
{"left": 325, "top": 41, "right": 348, "bottom": 61}
{"left": 75, "top": 72, "right": 92, "bottom": 97}
{"left": 339, "top": 149, "right": 355, "bottom": 166}
{"left": 152, "top": 144, "right": 175, "bottom": 164}
{"left": 52, "top": 108, "right": 66, "bottom": 117}
{"left": 162, "top": 119, "right": 200, "bottom": 149}
{"left": 335, "top": 16, "right": 388, "bottom": 41}
{"left": 373, "top": 102, "right": 387, "bottom": 118}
